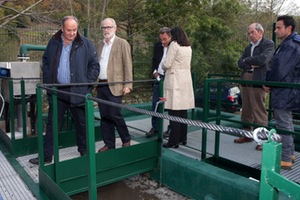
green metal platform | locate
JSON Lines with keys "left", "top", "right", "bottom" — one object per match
{"left": 0, "top": 77, "right": 299, "bottom": 200}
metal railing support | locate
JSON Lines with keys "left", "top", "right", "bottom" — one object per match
{"left": 52, "top": 88, "right": 59, "bottom": 183}
{"left": 9, "top": 80, "right": 15, "bottom": 138}
{"left": 201, "top": 79, "right": 209, "bottom": 159}
{"left": 20, "top": 79, "right": 27, "bottom": 136}
{"left": 85, "top": 95, "right": 97, "bottom": 200}
{"left": 214, "top": 81, "right": 222, "bottom": 157}
{"left": 259, "top": 129, "right": 300, "bottom": 200}
{"left": 259, "top": 129, "right": 281, "bottom": 200}
{"left": 36, "top": 86, "right": 45, "bottom": 169}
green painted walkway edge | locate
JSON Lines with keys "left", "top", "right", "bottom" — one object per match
{"left": 0, "top": 140, "right": 49, "bottom": 200}
{"left": 158, "top": 149, "right": 260, "bottom": 200}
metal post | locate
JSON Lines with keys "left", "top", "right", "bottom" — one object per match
{"left": 85, "top": 95, "right": 97, "bottom": 200}
{"left": 9, "top": 80, "right": 15, "bottom": 139}
{"left": 20, "top": 79, "right": 27, "bottom": 135}
{"left": 201, "top": 79, "right": 209, "bottom": 159}
{"left": 84, "top": 28, "right": 88, "bottom": 37}
{"left": 157, "top": 79, "right": 164, "bottom": 139}
{"left": 52, "top": 88, "right": 59, "bottom": 183}
{"left": 259, "top": 129, "right": 281, "bottom": 200}
{"left": 272, "top": 22, "right": 276, "bottom": 47}
{"left": 158, "top": 79, "right": 164, "bottom": 184}
{"left": 36, "top": 86, "right": 45, "bottom": 170}
{"left": 214, "top": 80, "right": 221, "bottom": 157}
{"left": 191, "top": 72, "right": 196, "bottom": 119}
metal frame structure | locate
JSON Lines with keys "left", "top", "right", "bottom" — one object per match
{"left": 0, "top": 76, "right": 299, "bottom": 199}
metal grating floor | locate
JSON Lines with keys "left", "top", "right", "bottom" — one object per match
{"left": 0, "top": 151, "right": 36, "bottom": 200}
{"left": 127, "top": 117, "right": 300, "bottom": 184}
{"left": 178, "top": 130, "right": 300, "bottom": 183}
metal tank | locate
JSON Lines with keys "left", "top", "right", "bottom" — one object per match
{"left": 0, "top": 62, "right": 40, "bottom": 133}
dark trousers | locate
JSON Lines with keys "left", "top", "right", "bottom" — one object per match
{"left": 152, "top": 77, "right": 169, "bottom": 131}
{"left": 168, "top": 110, "right": 188, "bottom": 145}
{"left": 44, "top": 99, "right": 86, "bottom": 160}
{"left": 151, "top": 81, "right": 160, "bottom": 130}
{"left": 97, "top": 85, "right": 131, "bottom": 148}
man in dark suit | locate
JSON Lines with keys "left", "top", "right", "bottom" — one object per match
{"left": 233, "top": 23, "right": 274, "bottom": 151}
{"left": 146, "top": 27, "right": 172, "bottom": 138}
{"left": 96, "top": 18, "right": 133, "bottom": 152}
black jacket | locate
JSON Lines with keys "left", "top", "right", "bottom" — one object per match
{"left": 238, "top": 37, "right": 274, "bottom": 81}
{"left": 151, "top": 41, "right": 164, "bottom": 77}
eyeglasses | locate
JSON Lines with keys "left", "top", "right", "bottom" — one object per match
{"left": 101, "top": 26, "right": 114, "bottom": 30}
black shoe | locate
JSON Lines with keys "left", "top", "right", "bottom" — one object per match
{"left": 163, "top": 127, "right": 171, "bottom": 138}
{"left": 29, "top": 157, "right": 52, "bottom": 165}
{"left": 79, "top": 150, "right": 87, "bottom": 156}
{"left": 179, "top": 141, "right": 187, "bottom": 145}
{"left": 146, "top": 128, "right": 158, "bottom": 138}
{"left": 162, "top": 143, "right": 179, "bottom": 148}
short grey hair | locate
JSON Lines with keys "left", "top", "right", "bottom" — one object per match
{"left": 61, "top": 16, "right": 79, "bottom": 27}
{"left": 255, "top": 23, "right": 264, "bottom": 33}
{"left": 102, "top": 18, "right": 117, "bottom": 27}
{"left": 159, "top": 27, "right": 171, "bottom": 35}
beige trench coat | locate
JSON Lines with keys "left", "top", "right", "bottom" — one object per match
{"left": 162, "top": 41, "right": 195, "bottom": 110}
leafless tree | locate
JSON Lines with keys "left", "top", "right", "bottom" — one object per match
{"left": 0, "top": 0, "right": 8, "bottom": 6}
{"left": 0, "top": 0, "right": 43, "bottom": 28}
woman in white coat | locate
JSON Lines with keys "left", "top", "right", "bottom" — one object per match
{"left": 162, "top": 27, "right": 195, "bottom": 148}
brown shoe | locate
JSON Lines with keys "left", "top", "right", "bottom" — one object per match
{"left": 234, "top": 137, "right": 253, "bottom": 143}
{"left": 145, "top": 128, "right": 158, "bottom": 138}
{"left": 98, "top": 145, "right": 111, "bottom": 152}
{"left": 122, "top": 140, "right": 131, "bottom": 147}
{"left": 255, "top": 145, "right": 262, "bottom": 151}
{"left": 281, "top": 161, "right": 292, "bottom": 170}
{"left": 291, "top": 155, "right": 295, "bottom": 164}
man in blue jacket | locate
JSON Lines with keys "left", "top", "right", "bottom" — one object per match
{"left": 265, "top": 15, "right": 300, "bottom": 170}
{"left": 29, "top": 16, "right": 100, "bottom": 165}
